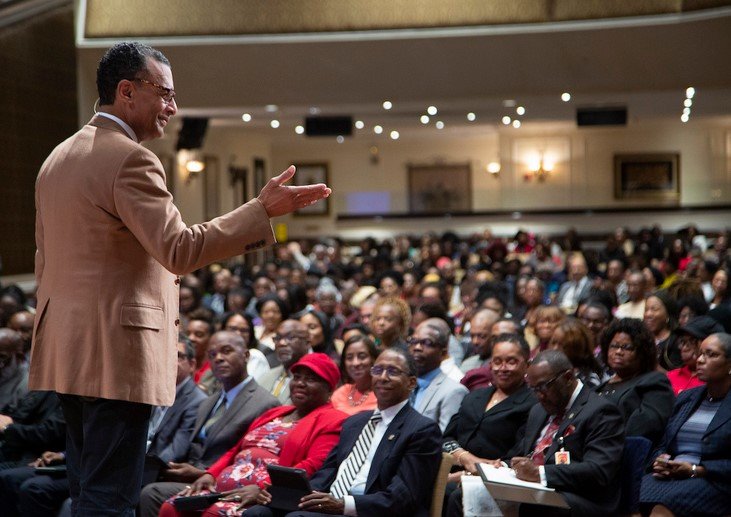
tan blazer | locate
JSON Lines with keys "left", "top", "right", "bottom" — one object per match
{"left": 30, "top": 116, "right": 275, "bottom": 406}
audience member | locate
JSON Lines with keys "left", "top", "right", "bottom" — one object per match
{"left": 255, "top": 294, "right": 291, "bottom": 354}
{"left": 528, "top": 305, "right": 566, "bottom": 357}
{"left": 331, "top": 335, "right": 378, "bottom": 415}
{"left": 640, "top": 333, "right": 731, "bottom": 517}
{"left": 644, "top": 290, "right": 681, "bottom": 370}
{"left": 371, "top": 296, "right": 411, "bottom": 351}
{"left": 509, "top": 350, "right": 625, "bottom": 516}
{"left": 220, "top": 311, "right": 273, "bottom": 377}
{"left": 186, "top": 310, "right": 216, "bottom": 393}
{"left": 0, "top": 329, "right": 28, "bottom": 411}
{"left": 299, "top": 308, "right": 341, "bottom": 361}
{"left": 597, "top": 318, "right": 675, "bottom": 444}
{"left": 667, "top": 316, "right": 723, "bottom": 395}
{"left": 548, "top": 317, "right": 603, "bottom": 388}
{"left": 556, "top": 254, "right": 592, "bottom": 313}
{"left": 459, "top": 308, "right": 500, "bottom": 372}
{"left": 709, "top": 268, "right": 729, "bottom": 310}
{"left": 259, "top": 320, "right": 312, "bottom": 404}
{"left": 407, "top": 318, "right": 468, "bottom": 432}
{"left": 6, "top": 311, "right": 33, "bottom": 357}
{"left": 616, "top": 270, "right": 647, "bottom": 319}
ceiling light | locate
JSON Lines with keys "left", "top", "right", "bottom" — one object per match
{"left": 512, "top": 120, "right": 521, "bottom": 128}
{"left": 561, "top": 92, "right": 571, "bottom": 102}
{"left": 355, "top": 120, "right": 365, "bottom": 129}
{"left": 680, "top": 113, "right": 689, "bottom": 123}
{"left": 309, "top": 106, "right": 321, "bottom": 115}
{"left": 390, "top": 131, "right": 400, "bottom": 140}
{"left": 374, "top": 125, "right": 383, "bottom": 134}
{"left": 383, "top": 100, "right": 393, "bottom": 110}
{"left": 435, "top": 121, "right": 444, "bottom": 129}
{"left": 516, "top": 106, "right": 526, "bottom": 116}
{"left": 487, "top": 162, "right": 501, "bottom": 174}
{"left": 241, "top": 113, "right": 252, "bottom": 122}
{"left": 295, "top": 125, "right": 304, "bottom": 134}
{"left": 420, "top": 115, "right": 430, "bottom": 124}
{"left": 427, "top": 106, "right": 438, "bottom": 116}
{"left": 265, "top": 104, "right": 278, "bottom": 112}
{"left": 270, "top": 120, "right": 280, "bottom": 128}
{"left": 467, "top": 112, "right": 476, "bottom": 122}
{"left": 502, "top": 116, "right": 511, "bottom": 125}
{"left": 684, "top": 98, "right": 692, "bottom": 108}
{"left": 336, "top": 135, "right": 345, "bottom": 143}
{"left": 683, "top": 107, "right": 691, "bottom": 115}
{"left": 686, "top": 87, "right": 695, "bottom": 99}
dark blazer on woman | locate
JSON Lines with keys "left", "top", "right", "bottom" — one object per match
{"left": 443, "top": 384, "right": 536, "bottom": 459}
{"left": 597, "top": 370, "right": 675, "bottom": 445}
{"left": 647, "top": 386, "right": 731, "bottom": 496}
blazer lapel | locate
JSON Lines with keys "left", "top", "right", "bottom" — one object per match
{"left": 704, "top": 390, "right": 731, "bottom": 436}
{"left": 365, "top": 405, "right": 409, "bottom": 492}
{"left": 191, "top": 393, "right": 218, "bottom": 439}
{"left": 208, "top": 382, "right": 255, "bottom": 439}
{"left": 416, "top": 372, "right": 445, "bottom": 411}
{"left": 547, "top": 387, "right": 590, "bottom": 458}
{"left": 525, "top": 406, "right": 548, "bottom": 456}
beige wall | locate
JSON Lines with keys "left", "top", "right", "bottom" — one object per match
{"left": 147, "top": 118, "right": 731, "bottom": 240}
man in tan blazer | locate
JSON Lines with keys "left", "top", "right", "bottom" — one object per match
{"left": 30, "top": 42, "right": 329, "bottom": 516}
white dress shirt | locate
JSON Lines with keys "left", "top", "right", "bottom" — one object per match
{"left": 96, "top": 112, "right": 138, "bottom": 142}
{"left": 537, "top": 380, "right": 583, "bottom": 485}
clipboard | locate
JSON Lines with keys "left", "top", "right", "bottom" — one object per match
{"left": 478, "top": 463, "right": 570, "bottom": 509}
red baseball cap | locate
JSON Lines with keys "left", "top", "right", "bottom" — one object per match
{"left": 290, "top": 352, "right": 341, "bottom": 390}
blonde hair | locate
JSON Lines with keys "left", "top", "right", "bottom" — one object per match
{"left": 372, "top": 296, "right": 412, "bottom": 335}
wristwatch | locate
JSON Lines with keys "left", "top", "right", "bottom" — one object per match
{"left": 443, "top": 440, "right": 461, "bottom": 454}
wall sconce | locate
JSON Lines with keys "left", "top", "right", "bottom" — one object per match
{"left": 525, "top": 153, "right": 553, "bottom": 182}
{"left": 179, "top": 149, "right": 205, "bottom": 185}
{"left": 486, "top": 161, "right": 501, "bottom": 178}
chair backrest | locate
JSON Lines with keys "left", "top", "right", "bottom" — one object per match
{"left": 619, "top": 435, "right": 653, "bottom": 515}
{"left": 430, "top": 452, "right": 455, "bottom": 517}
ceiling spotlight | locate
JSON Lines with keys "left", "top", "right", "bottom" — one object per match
{"left": 427, "top": 105, "right": 438, "bottom": 116}
{"left": 502, "top": 116, "right": 511, "bottom": 125}
{"left": 383, "top": 100, "right": 393, "bottom": 110}
{"left": 684, "top": 98, "right": 693, "bottom": 108}
{"left": 435, "top": 121, "right": 444, "bottom": 129}
{"left": 390, "top": 130, "right": 400, "bottom": 140}
{"left": 374, "top": 125, "right": 383, "bottom": 134}
{"left": 683, "top": 107, "right": 691, "bottom": 115}
{"left": 561, "top": 92, "right": 571, "bottom": 102}
{"left": 681, "top": 113, "right": 689, "bottom": 123}
{"left": 265, "top": 104, "right": 278, "bottom": 112}
{"left": 241, "top": 113, "right": 252, "bottom": 122}
{"left": 420, "top": 115, "right": 430, "bottom": 124}
{"left": 336, "top": 135, "right": 345, "bottom": 143}
{"left": 355, "top": 120, "right": 365, "bottom": 129}
{"left": 309, "top": 106, "right": 321, "bottom": 115}
{"left": 467, "top": 112, "right": 476, "bottom": 122}
{"left": 270, "top": 119, "right": 280, "bottom": 128}
{"left": 295, "top": 125, "right": 304, "bottom": 134}
{"left": 512, "top": 120, "right": 521, "bottom": 128}
{"left": 516, "top": 106, "right": 526, "bottom": 116}
{"left": 686, "top": 87, "right": 695, "bottom": 98}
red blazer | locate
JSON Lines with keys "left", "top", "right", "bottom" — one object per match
{"left": 206, "top": 402, "right": 347, "bottom": 481}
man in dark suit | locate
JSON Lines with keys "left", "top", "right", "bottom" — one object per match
{"left": 508, "top": 350, "right": 625, "bottom": 516}
{"left": 139, "top": 331, "right": 279, "bottom": 517}
{"left": 146, "top": 334, "right": 207, "bottom": 464}
{"left": 249, "top": 347, "right": 442, "bottom": 517}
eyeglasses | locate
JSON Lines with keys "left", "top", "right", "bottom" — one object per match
{"left": 370, "top": 365, "right": 409, "bottom": 378}
{"left": 273, "top": 333, "right": 305, "bottom": 343}
{"left": 406, "top": 337, "right": 439, "bottom": 348}
{"left": 133, "top": 78, "right": 176, "bottom": 103}
{"left": 608, "top": 343, "right": 636, "bottom": 352}
{"left": 529, "top": 369, "right": 570, "bottom": 394}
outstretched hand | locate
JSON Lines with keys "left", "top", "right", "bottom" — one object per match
{"left": 257, "top": 165, "right": 331, "bottom": 218}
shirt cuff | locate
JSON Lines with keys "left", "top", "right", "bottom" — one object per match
{"left": 539, "top": 466, "right": 548, "bottom": 486}
{"left": 344, "top": 495, "right": 357, "bottom": 516}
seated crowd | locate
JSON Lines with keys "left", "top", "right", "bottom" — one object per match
{"left": 0, "top": 224, "right": 730, "bottom": 516}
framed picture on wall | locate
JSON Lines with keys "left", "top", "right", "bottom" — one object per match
{"left": 293, "top": 163, "right": 330, "bottom": 216}
{"left": 614, "top": 153, "right": 680, "bottom": 202}
{"left": 408, "top": 162, "right": 471, "bottom": 214}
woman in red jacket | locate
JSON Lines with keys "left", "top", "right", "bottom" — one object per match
{"left": 159, "top": 353, "right": 347, "bottom": 516}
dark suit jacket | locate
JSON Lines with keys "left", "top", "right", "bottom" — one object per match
{"left": 596, "top": 370, "right": 675, "bottom": 445}
{"left": 187, "top": 379, "right": 279, "bottom": 469}
{"left": 0, "top": 391, "right": 65, "bottom": 463}
{"left": 147, "top": 377, "right": 207, "bottom": 463}
{"left": 512, "top": 385, "right": 625, "bottom": 516}
{"left": 309, "top": 403, "right": 442, "bottom": 517}
{"left": 444, "top": 384, "right": 536, "bottom": 460}
{"left": 648, "top": 386, "right": 731, "bottom": 495}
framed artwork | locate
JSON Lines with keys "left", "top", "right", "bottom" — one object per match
{"left": 408, "top": 162, "right": 471, "bottom": 214}
{"left": 293, "top": 163, "right": 330, "bottom": 216}
{"left": 203, "top": 155, "right": 220, "bottom": 219}
{"left": 253, "top": 157, "right": 266, "bottom": 195}
{"left": 614, "top": 153, "right": 680, "bottom": 201}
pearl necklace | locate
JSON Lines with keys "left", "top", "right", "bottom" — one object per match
{"left": 348, "top": 385, "right": 371, "bottom": 407}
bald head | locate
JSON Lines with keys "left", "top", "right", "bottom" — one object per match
{"left": 418, "top": 318, "right": 451, "bottom": 348}
{"left": 8, "top": 311, "right": 33, "bottom": 352}
{"left": 0, "top": 328, "right": 24, "bottom": 368}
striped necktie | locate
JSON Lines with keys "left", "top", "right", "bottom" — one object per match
{"left": 330, "top": 412, "right": 382, "bottom": 498}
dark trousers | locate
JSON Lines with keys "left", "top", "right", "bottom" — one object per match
{"left": 59, "top": 394, "right": 151, "bottom": 516}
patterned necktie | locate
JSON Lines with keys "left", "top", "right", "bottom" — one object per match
{"left": 330, "top": 412, "right": 382, "bottom": 498}
{"left": 531, "top": 413, "right": 563, "bottom": 466}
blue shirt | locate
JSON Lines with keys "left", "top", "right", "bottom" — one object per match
{"left": 413, "top": 367, "right": 442, "bottom": 408}
{"left": 198, "top": 376, "right": 252, "bottom": 440}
